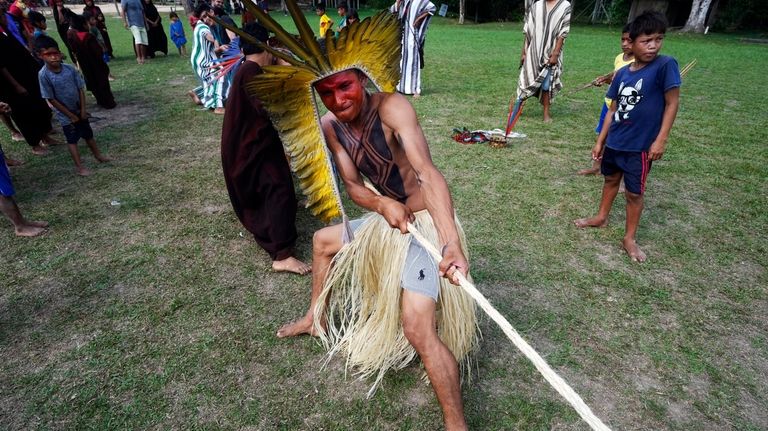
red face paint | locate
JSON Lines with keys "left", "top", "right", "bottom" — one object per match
{"left": 315, "top": 70, "right": 367, "bottom": 123}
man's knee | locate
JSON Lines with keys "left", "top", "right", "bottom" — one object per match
{"left": 313, "top": 226, "right": 341, "bottom": 256}
{"left": 401, "top": 299, "right": 437, "bottom": 350}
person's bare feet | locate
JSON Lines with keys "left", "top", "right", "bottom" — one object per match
{"left": 277, "top": 315, "right": 321, "bottom": 338}
{"left": 42, "top": 136, "right": 61, "bottom": 146}
{"left": 577, "top": 167, "right": 600, "bottom": 176}
{"left": 15, "top": 223, "right": 48, "bottom": 237}
{"left": 213, "top": 107, "right": 226, "bottom": 115}
{"left": 413, "top": 92, "right": 421, "bottom": 98}
{"left": 96, "top": 155, "right": 114, "bottom": 163}
{"left": 573, "top": 216, "right": 608, "bottom": 228}
{"left": 543, "top": 115, "right": 553, "bottom": 123}
{"left": 187, "top": 90, "right": 202, "bottom": 105}
{"left": 11, "top": 131, "right": 23, "bottom": 141}
{"left": 31, "top": 145, "right": 48, "bottom": 156}
{"left": 76, "top": 167, "right": 92, "bottom": 176}
{"left": 272, "top": 257, "right": 311, "bottom": 275}
{"left": 622, "top": 238, "right": 646, "bottom": 262}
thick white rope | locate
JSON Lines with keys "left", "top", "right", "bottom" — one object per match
{"left": 407, "top": 222, "right": 611, "bottom": 431}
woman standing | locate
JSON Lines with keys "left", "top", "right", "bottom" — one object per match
{"left": 143, "top": 0, "right": 167, "bottom": 57}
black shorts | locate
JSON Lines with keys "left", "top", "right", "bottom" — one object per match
{"left": 601, "top": 147, "right": 652, "bottom": 195}
{"left": 62, "top": 119, "right": 94, "bottom": 144}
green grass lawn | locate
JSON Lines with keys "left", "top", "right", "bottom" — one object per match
{"left": 1, "top": 9, "right": 766, "bottom": 430}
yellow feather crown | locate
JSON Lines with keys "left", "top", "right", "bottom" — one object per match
{"left": 228, "top": 1, "right": 402, "bottom": 223}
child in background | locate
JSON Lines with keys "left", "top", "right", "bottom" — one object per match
{"left": 347, "top": 8, "right": 359, "bottom": 25}
{"left": 315, "top": 3, "right": 333, "bottom": 37}
{"left": 336, "top": 2, "right": 347, "bottom": 33}
{"left": 36, "top": 36, "right": 113, "bottom": 176}
{"left": 578, "top": 24, "right": 634, "bottom": 176}
{"left": 82, "top": 10, "right": 115, "bottom": 80}
{"left": 27, "top": 10, "right": 46, "bottom": 39}
{"left": 574, "top": 11, "right": 681, "bottom": 263}
{"left": 169, "top": 11, "right": 187, "bottom": 56}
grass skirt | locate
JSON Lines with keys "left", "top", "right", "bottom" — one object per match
{"left": 315, "top": 210, "right": 479, "bottom": 396}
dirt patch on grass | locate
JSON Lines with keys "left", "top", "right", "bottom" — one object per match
{"left": 88, "top": 101, "right": 154, "bottom": 131}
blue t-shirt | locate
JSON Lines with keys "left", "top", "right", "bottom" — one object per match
{"left": 121, "top": 0, "right": 145, "bottom": 28}
{"left": 605, "top": 55, "right": 681, "bottom": 152}
{"left": 38, "top": 64, "right": 85, "bottom": 126}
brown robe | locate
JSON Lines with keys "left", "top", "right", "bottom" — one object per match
{"left": 67, "top": 29, "right": 115, "bottom": 109}
{"left": 221, "top": 61, "right": 298, "bottom": 261}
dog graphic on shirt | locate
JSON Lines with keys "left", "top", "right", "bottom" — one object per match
{"left": 614, "top": 79, "right": 643, "bottom": 122}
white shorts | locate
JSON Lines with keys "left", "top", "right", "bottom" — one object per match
{"left": 130, "top": 25, "right": 148, "bottom": 45}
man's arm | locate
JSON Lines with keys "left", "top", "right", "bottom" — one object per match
{"left": 547, "top": 36, "right": 565, "bottom": 66}
{"left": 648, "top": 87, "right": 680, "bottom": 161}
{"left": 379, "top": 94, "right": 468, "bottom": 283}
{"left": 121, "top": 1, "right": 129, "bottom": 28}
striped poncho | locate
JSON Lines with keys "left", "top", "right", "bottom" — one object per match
{"left": 390, "top": 0, "right": 436, "bottom": 95}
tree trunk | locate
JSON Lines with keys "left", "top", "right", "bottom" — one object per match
{"left": 459, "top": 0, "right": 465, "bottom": 24}
{"left": 681, "top": 0, "right": 715, "bottom": 33}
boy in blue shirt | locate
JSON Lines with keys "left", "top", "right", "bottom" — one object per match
{"left": 574, "top": 11, "right": 681, "bottom": 263}
{"left": 36, "top": 36, "right": 112, "bottom": 177}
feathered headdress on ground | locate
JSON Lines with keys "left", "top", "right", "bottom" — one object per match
{"left": 220, "top": 1, "right": 401, "bottom": 229}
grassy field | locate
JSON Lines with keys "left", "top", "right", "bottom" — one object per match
{"left": 1, "top": 9, "right": 767, "bottom": 430}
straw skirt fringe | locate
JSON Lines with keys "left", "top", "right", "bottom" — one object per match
{"left": 314, "top": 210, "right": 479, "bottom": 396}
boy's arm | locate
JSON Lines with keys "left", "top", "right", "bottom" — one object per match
{"left": 592, "top": 100, "right": 617, "bottom": 160}
{"left": 648, "top": 87, "right": 680, "bottom": 161}
{"left": 46, "top": 97, "right": 80, "bottom": 123}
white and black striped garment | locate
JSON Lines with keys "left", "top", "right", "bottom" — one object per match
{"left": 517, "top": 0, "right": 571, "bottom": 102}
{"left": 390, "top": 0, "right": 436, "bottom": 95}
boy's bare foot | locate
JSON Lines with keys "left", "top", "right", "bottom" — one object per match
{"left": 577, "top": 167, "right": 600, "bottom": 176}
{"left": 413, "top": 92, "right": 421, "bottom": 98}
{"left": 5, "top": 157, "right": 23, "bottom": 166}
{"left": 272, "top": 257, "right": 311, "bottom": 275}
{"left": 76, "top": 167, "right": 93, "bottom": 176}
{"left": 187, "top": 90, "right": 202, "bottom": 105}
{"left": 573, "top": 216, "right": 608, "bottom": 228}
{"left": 42, "top": 136, "right": 61, "bottom": 146}
{"left": 622, "top": 238, "right": 646, "bottom": 262}
{"left": 277, "top": 316, "right": 322, "bottom": 338}
{"left": 543, "top": 115, "right": 553, "bottom": 123}
{"left": 96, "top": 155, "right": 114, "bottom": 163}
{"left": 31, "top": 146, "right": 48, "bottom": 156}
{"left": 213, "top": 107, "right": 226, "bottom": 115}
{"left": 108, "top": 75, "right": 116, "bottom": 81}
{"left": 11, "top": 131, "right": 23, "bottom": 141}
{"left": 15, "top": 223, "right": 48, "bottom": 237}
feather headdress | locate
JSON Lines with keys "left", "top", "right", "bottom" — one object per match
{"left": 220, "top": 1, "right": 402, "bottom": 225}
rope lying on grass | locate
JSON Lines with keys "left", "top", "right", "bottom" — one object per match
{"left": 406, "top": 222, "right": 612, "bottom": 431}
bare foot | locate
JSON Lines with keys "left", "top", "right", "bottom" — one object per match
{"left": 28, "top": 220, "right": 49, "bottom": 228}
{"left": 413, "top": 92, "right": 421, "bottom": 98}
{"left": 108, "top": 75, "right": 116, "bottom": 81}
{"left": 276, "top": 315, "right": 320, "bottom": 338}
{"left": 187, "top": 90, "right": 202, "bottom": 105}
{"left": 31, "top": 146, "right": 49, "bottom": 156}
{"left": 622, "top": 238, "right": 646, "bottom": 262}
{"left": 15, "top": 223, "right": 47, "bottom": 237}
{"left": 5, "top": 157, "right": 23, "bottom": 166}
{"left": 76, "top": 167, "right": 93, "bottom": 176}
{"left": 573, "top": 216, "right": 608, "bottom": 228}
{"left": 213, "top": 107, "right": 226, "bottom": 115}
{"left": 543, "top": 115, "right": 553, "bottom": 123}
{"left": 96, "top": 155, "right": 114, "bottom": 163}
{"left": 11, "top": 131, "right": 23, "bottom": 141}
{"left": 42, "top": 136, "right": 62, "bottom": 146}
{"left": 272, "top": 257, "right": 311, "bottom": 275}
{"left": 577, "top": 167, "right": 600, "bottom": 176}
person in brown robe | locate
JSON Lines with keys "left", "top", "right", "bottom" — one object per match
{"left": 220, "top": 22, "right": 310, "bottom": 275}
{"left": 0, "top": 9, "right": 54, "bottom": 155}
{"left": 67, "top": 14, "right": 115, "bottom": 109}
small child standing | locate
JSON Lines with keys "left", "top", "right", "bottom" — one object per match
{"left": 169, "top": 11, "right": 187, "bottom": 56}
{"left": 574, "top": 11, "right": 681, "bottom": 263}
{"left": 315, "top": 3, "right": 333, "bottom": 38}
{"left": 36, "top": 36, "right": 112, "bottom": 177}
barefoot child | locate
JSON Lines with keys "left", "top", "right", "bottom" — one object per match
{"left": 574, "top": 11, "right": 680, "bottom": 263}
{"left": 36, "top": 36, "right": 112, "bottom": 177}
{"left": 0, "top": 102, "right": 48, "bottom": 237}
{"left": 169, "top": 12, "right": 187, "bottom": 56}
